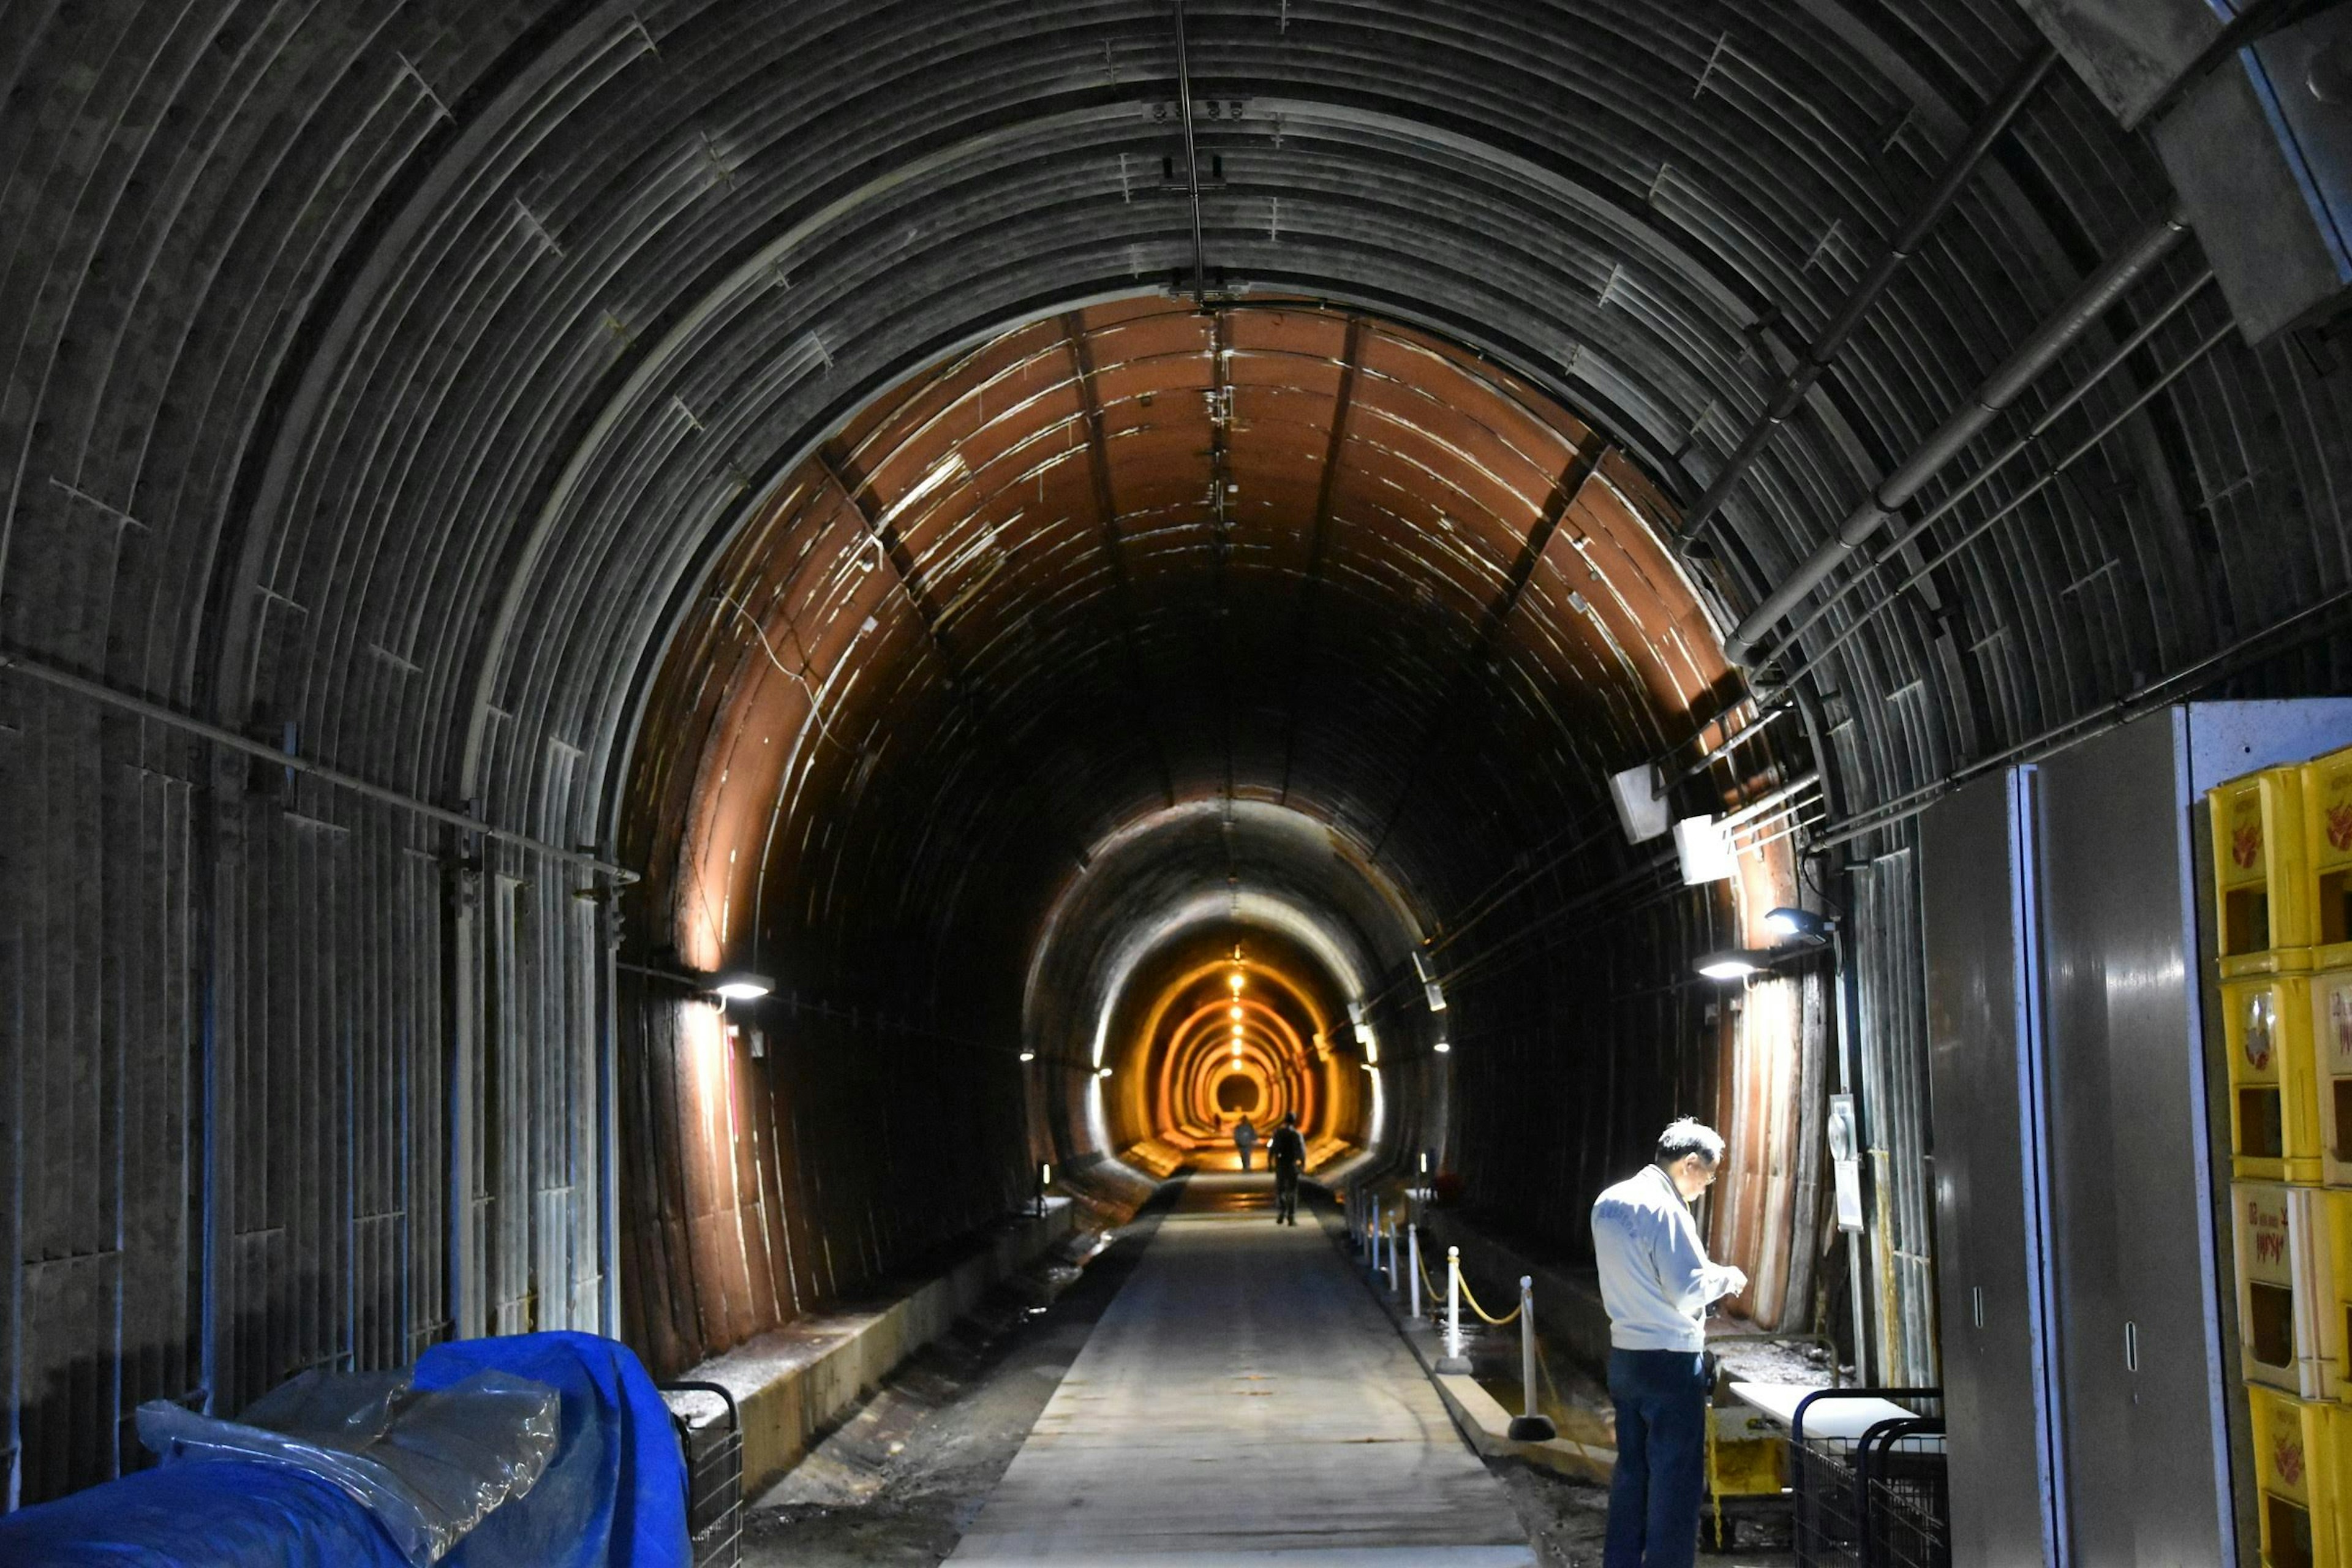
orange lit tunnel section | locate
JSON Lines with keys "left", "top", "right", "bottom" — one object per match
{"left": 1101, "top": 925, "right": 1367, "bottom": 1177}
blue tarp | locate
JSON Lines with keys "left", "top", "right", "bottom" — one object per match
{"left": 0, "top": 1334, "right": 690, "bottom": 1568}
{"left": 415, "top": 1332, "right": 689, "bottom": 1568}
{"left": 0, "top": 1459, "right": 409, "bottom": 1568}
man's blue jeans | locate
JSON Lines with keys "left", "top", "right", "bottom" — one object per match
{"left": 1605, "top": 1348, "right": 1708, "bottom": 1568}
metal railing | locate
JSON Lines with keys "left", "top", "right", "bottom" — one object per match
{"left": 658, "top": 1381, "right": 744, "bottom": 1568}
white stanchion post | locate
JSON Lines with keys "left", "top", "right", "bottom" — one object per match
{"left": 1385, "top": 1218, "right": 1399, "bottom": 1295}
{"left": 1436, "top": 1245, "right": 1470, "bottom": 1373}
{"left": 1507, "top": 1276, "right": 1556, "bottom": 1441}
{"left": 1409, "top": 1224, "right": 1422, "bottom": 1321}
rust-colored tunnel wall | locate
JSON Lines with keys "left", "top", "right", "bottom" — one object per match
{"left": 615, "top": 295, "right": 1811, "bottom": 1374}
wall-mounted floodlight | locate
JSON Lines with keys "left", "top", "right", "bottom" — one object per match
{"left": 1695, "top": 950, "right": 1773, "bottom": 982}
{"left": 1433, "top": 1039, "right": 1452, "bottom": 1054}
{"left": 1425, "top": 981, "right": 1448, "bottom": 1012}
{"left": 1763, "top": 907, "right": 1834, "bottom": 942}
{"left": 710, "top": 971, "right": 774, "bottom": 1001}
{"left": 1019, "top": 1050, "right": 1037, "bottom": 1063}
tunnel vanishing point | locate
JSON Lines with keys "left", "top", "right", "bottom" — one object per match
{"left": 6, "top": 1, "right": 2352, "bottom": 1562}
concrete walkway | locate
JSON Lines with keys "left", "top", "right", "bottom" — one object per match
{"left": 946, "top": 1173, "right": 1536, "bottom": 1566}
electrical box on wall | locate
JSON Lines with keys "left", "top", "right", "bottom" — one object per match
{"left": 2020, "top": 2, "right": 2352, "bottom": 342}
{"left": 2155, "top": 11, "right": 2352, "bottom": 343}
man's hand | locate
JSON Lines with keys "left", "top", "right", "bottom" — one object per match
{"left": 1721, "top": 1266, "right": 1749, "bottom": 1300}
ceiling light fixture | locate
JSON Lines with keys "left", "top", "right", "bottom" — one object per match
{"left": 710, "top": 970, "right": 774, "bottom": 1001}
{"left": 1763, "top": 906, "right": 1835, "bottom": 942}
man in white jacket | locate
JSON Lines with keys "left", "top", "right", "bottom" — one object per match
{"left": 1589, "top": 1118, "right": 1747, "bottom": 1568}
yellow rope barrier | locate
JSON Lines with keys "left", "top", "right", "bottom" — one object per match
{"left": 1407, "top": 1238, "right": 1523, "bottom": 1326}
{"left": 1455, "top": 1268, "right": 1521, "bottom": 1327}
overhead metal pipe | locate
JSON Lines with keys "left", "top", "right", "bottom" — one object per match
{"left": 1751, "top": 266, "right": 2217, "bottom": 668}
{"left": 1677, "top": 48, "right": 2058, "bottom": 543}
{"left": 0, "top": 646, "right": 639, "bottom": 882}
{"left": 1654, "top": 702, "right": 1792, "bottom": 796}
{"left": 1810, "top": 575, "right": 2352, "bottom": 850}
{"left": 1719, "top": 206, "right": 2192, "bottom": 665}
{"left": 1172, "top": 0, "right": 1210, "bottom": 302}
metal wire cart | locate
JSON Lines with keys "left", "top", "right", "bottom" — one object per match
{"left": 1732, "top": 1384, "right": 1946, "bottom": 1568}
{"left": 659, "top": 1381, "right": 745, "bottom": 1568}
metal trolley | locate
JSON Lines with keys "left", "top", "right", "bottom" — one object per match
{"left": 658, "top": 1380, "right": 745, "bottom": 1568}
{"left": 1787, "top": 1387, "right": 1947, "bottom": 1568}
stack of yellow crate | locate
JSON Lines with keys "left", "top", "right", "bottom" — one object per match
{"left": 2220, "top": 755, "right": 2352, "bottom": 1567}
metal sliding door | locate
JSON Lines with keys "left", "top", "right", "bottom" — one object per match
{"left": 1921, "top": 769, "right": 2064, "bottom": 1567}
{"left": 2035, "top": 711, "right": 2230, "bottom": 1567}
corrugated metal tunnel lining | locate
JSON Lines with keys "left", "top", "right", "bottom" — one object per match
{"left": 0, "top": 0, "right": 2347, "bottom": 1514}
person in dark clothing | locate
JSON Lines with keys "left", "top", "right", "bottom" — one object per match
{"left": 1232, "top": 1115, "right": 1259, "bottom": 1171}
{"left": 1267, "top": 1112, "right": 1307, "bottom": 1225}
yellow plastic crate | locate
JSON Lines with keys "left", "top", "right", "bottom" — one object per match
{"left": 2310, "top": 746, "right": 2352, "bottom": 968}
{"left": 2322, "top": 1188, "right": 2352, "bottom": 1409}
{"left": 2314, "top": 970, "right": 2352, "bottom": 1191}
{"left": 2217, "top": 767, "right": 2318, "bottom": 976}
{"left": 2250, "top": 1384, "right": 2348, "bottom": 1567}
{"left": 2233, "top": 972, "right": 2326, "bottom": 1184}
{"left": 2237, "top": 1183, "right": 2346, "bottom": 1401}
{"left": 2241, "top": 1183, "right": 2317, "bottom": 1395}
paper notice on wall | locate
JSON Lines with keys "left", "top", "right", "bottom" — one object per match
{"left": 1830, "top": 1093, "right": 1864, "bottom": 1233}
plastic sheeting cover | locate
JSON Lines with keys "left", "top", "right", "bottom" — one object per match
{"left": 417, "top": 1332, "right": 690, "bottom": 1568}
{"left": 137, "top": 1369, "right": 559, "bottom": 1565}
{"left": 0, "top": 1333, "right": 685, "bottom": 1568}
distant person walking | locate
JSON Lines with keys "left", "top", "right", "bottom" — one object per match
{"left": 1232, "top": 1115, "right": 1259, "bottom": 1171}
{"left": 1267, "top": 1112, "right": 1306, "bottom": 1224}
{"left": 1591, "top": 1119, "right": 1747, "bottom": 1568}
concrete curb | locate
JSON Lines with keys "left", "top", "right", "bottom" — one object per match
{"left": 1315, "top": 1205, "right": 1615, "bottom": 1485}
{"left": 676, "top": 1198, "right": 1081, "bottom": 1498}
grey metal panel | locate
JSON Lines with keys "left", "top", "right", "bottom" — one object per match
{"left": 2036, "top": 709, "right": 2226, "bottom": 1567}
{"left": 1921, "top": 771, "right": 2059, "bottom": 1568}
{"left": 2183, "top": 701, "right": 2352, "bottom": 793}
{"left": 1855, "top": 845, "right": 1941, "bottom": 1386}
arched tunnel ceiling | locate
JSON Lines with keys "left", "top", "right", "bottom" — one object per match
{"left": 6, "top": 0, "right": 2340, "bottom": 902}
{"left": 631, "top": 296, "right": 1755, "bottom": 996}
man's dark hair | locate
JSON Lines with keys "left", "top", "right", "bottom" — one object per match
{"left": 1656, "top": 1117, "right": 1725, "bottom": 1167}
{"left": 1281, "top": 1112, "right": 1297, "bottom": 1126}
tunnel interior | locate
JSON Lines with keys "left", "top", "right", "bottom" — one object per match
{"left": 5, "top": 1, "right": 2352, "bottom": 1548}
{"left": 613, "top": 293, "right": 1801, "bottom": 1368}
